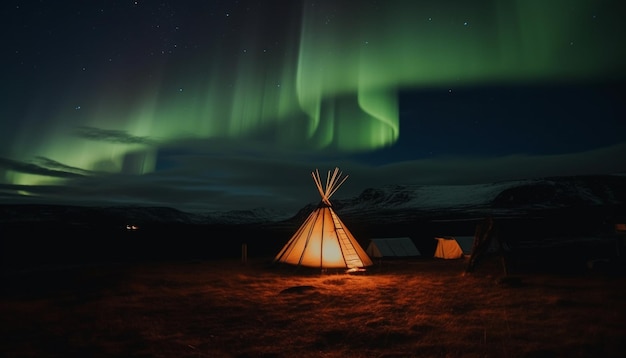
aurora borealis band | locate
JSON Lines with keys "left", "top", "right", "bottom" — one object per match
{"left": 2, "top": 0, "right": 626, "bottom": 212}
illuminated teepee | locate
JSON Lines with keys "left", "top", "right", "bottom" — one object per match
{"left": 273, "top": 167, "right": 373, "bottom": 270}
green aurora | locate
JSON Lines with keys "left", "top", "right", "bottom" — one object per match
{"left": 5, "top": 0, "right": 625, "bottom": 190}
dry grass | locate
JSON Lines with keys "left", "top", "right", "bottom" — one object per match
{"left": 2, "top": 257, "right": 626, "bottom": 358}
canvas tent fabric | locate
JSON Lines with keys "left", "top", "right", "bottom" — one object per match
{"left": 433, "top": 237, "right": 466, "bottom": 259}
{"left": 452, "top": 236, "right": 475, "bottom": 255}
{"left": 273, "top": 168, "right": 373, "bottom": 270}
{"left": 366, "top": 237, "right": 421, "bottom": 258}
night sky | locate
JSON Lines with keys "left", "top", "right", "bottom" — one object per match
{"left": 2, "top": 0, "right": 625, "bottom": 213}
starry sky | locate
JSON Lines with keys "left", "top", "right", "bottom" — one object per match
{"left": 1, "top": 0, "right": 625, "bottom": 214}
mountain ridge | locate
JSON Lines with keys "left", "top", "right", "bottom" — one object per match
{"left": 1, "top": 174, "right": 624, "bottom": 228}
{"left": 1, "top": 174, "right": 625, "bottom": 268}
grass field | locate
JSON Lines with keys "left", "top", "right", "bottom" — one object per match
{"left": 2, "top": 256, "right": 626, "bottom": 357}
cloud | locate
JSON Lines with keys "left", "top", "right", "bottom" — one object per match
{"left": 73, "top": 126, "right": 158, "bottom": 146}
{"left": 0, "top": 157, "right": 86, "bottom": 179}
{"left": 2, "top": 141, "right": 624, "bottom": 214}
{"left": 343, "top": 142, "right": 626, "bottom": 192}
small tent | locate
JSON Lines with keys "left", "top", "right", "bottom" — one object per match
{"left": 366, "top": 237, "right": 421, "bottom": 258}
{"left": 452, "top": 236, "right": 475, "bottom": 255}
{"left": 273, "top": 167, "right": 373, "bottom": 270}
{"left": 434, "top": 237, "right": 467, "bottom": 259}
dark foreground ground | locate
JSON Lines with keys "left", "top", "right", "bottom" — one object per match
{"left": 2, "top": 254, "right": 626, "bottom": 358}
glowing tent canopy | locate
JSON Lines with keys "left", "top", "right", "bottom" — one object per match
{"left": 433, "top": 237, "right": 467, "bottom": 259}
{"left": 273, "top": 167, "right": 373, "bottom": 270}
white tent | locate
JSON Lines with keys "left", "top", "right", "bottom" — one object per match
{"left": 366, "top": 237, "right": 421, "bottom": 258}
{"left": 433, "top": 237, "right": 468, "bottom": 259}
{"left": 273, "top": 168, "right": 373, "bottom": 270}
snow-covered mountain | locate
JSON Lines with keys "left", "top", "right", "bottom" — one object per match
{"left": 1, "top": 174, "right": 624, "bottom": 230}
{"left": 288, "top": 175, "right": 626, "bottom": 226}
{"left": 1, "top": 174, "right": 624, "bottom": 268}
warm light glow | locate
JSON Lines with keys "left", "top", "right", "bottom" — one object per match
{"left": 274, "top": 168, "right": 373, "bottom": 269}
{"left": 433, "top": 237, "right": 465, "bottom": 259}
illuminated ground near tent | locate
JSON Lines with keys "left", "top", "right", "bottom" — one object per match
{"left": 2, "top": 258, "right": 624, "bottom": 357}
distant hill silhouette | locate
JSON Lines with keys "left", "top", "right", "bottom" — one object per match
{"left": 2, "top": 174, "right": 625, "bottom": 269}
